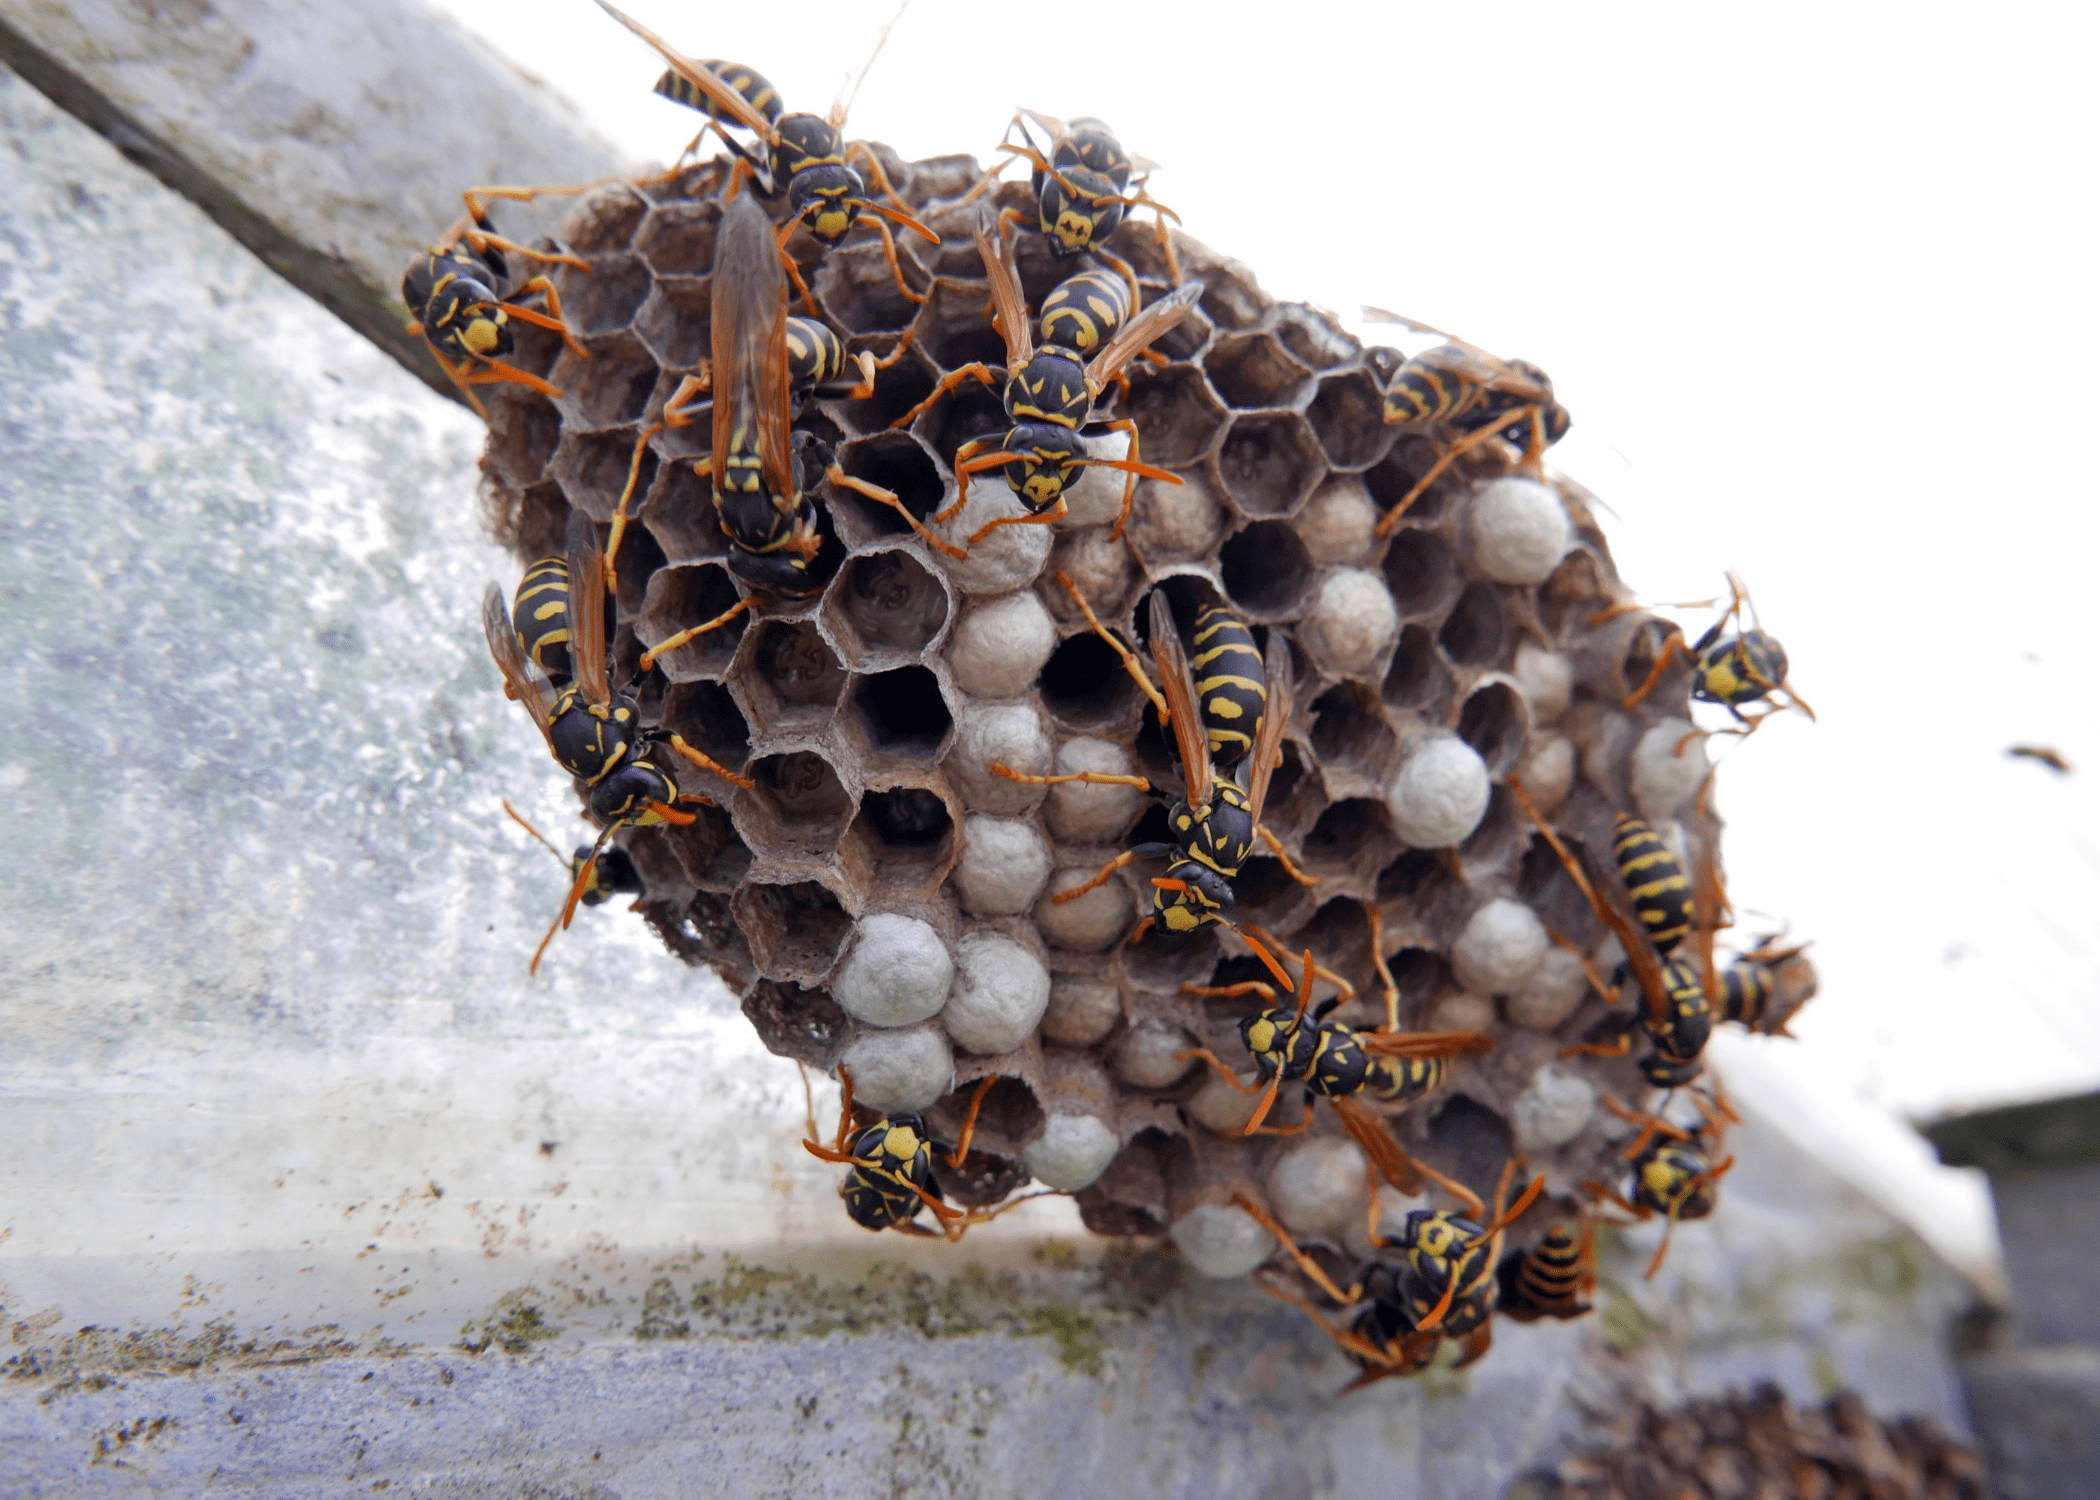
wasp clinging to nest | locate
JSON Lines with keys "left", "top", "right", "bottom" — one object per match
{"left": 403, "top": 211, "right": 591, "bottom": 418}
{"left": 963, "top": 108, "right": 1183, "bottom": 288}
{"left": 595, "top": 0, "right": 940, "bottom": 316}
{"left": 1614, "top": 571, "right": 1815, "bottom": 735}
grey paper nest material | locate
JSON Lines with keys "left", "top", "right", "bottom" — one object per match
{"left": 474, "top": 148, "right": 1813, "bottom": 1274}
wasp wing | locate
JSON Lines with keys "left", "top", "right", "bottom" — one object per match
{"left": 1412, "top": 341, "right": 1551, "bottom": 402}
{"left": 483, "top": 583, "right": 555, "bottom": 749}
{"left": 1332, "top": 1097, "right": 1425, "bottom": 1195}
{"left": 1147, "top": 591, "right": 1212, "bottom": 811}
{"left": 594, "top": 0, "right": 779, "bottom": 142}
{"left": 1360, "top": 1029, "right": 1496, "bottom": 1059}
{"left": 1362, "top": 306, "right": 1455, "bottom": 338}
{"left": 711, "top": 194, "right": 796, "bottom": 506}
{"left": 1015, "top": 107, "right": 1069, "bottom": 149}
{"left": 972, "top": 204, "right": 1033, "bottom": 369}
{"left": 1243, "top": 628, "right": 1291, "bottom": 828}
{"left": 1084, "top": 281, "right": 1201, "bottom": 392}
{"left": 828, "top": 0, "right": 907, "bottom": 130}
{"left": 564, "top": 509, "right": 612, "bottom": 709}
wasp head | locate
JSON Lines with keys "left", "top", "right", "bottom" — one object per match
{"left": 989, "top": 422, "right": 1088, "bottom": 515}
{"left": 1036, "top": 162, "right": 1124, "bottom": 256}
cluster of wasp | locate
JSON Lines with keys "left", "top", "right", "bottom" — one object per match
{"left": 411, "top": 0, "right": 1821, "bottom": 1387}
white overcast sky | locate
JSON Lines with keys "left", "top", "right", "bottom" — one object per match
{"left": 428, "top": 0, "right": 2100, "bottom": 1276}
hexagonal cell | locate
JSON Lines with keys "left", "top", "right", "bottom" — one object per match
{"left": 736, "top": 617, "right": 846, "bottom": 736}
{"left": 1457, "top": 680, "right": 1529, "bottom": 774}
{"left": 913, "top": 277, "right": 1007, "bottom": 373}
{"left": 486, "top": 392, "right": 563, "bottom": 490}
{"left": 1272, "top": 304, "right": 1358, "bottom": 372}
{"left": 1076, "top": 1130, "right": 1186, "bottom": 1238}
{"left": 1380, "top": 527, "right": 1464, "bottom": 621}
{"left": 565, "top": 252, "right": 653, "bottom": 337}
{"left": 1038, "top": 629, "right": 1142, "bottom": 731}
{"left": 654, "top": 798, "right": 752, "bottom": 893}
{"left": 1218, "top": 519, "right": 1315, "bottom": 621}
{"left": 732, "top": 878, "right": 854, "bottom": 985}
{"left": 547, "top": 330, "right": 658, "bottom": 431}
{"left": 1363, "top": 437, "right": 1452, "bottom": 525}
{"left": 1378, "top": 945, "right": 1456, "bottom": 1025}
{"left": 1144, "top": 298, "right": 1211, "bottom": 363}
{"left": 842, "top": 665, "right": 954, "bottom": 759}
{"left": 1420, "top": 1094, "right": 1515, "bottom": 1193}
{"left": 1123, "top": 364, "right": 1228, "bottom": 470}
{"left": 1518, "top": 830, "right": 1605, "bottom": 938}
{"left": 1306, "top": 370, "right": 1394, "bottom": 471}
{"left": 550, "top": 426, "right": 649, "bottom": 519}
{"left": 488, "top": 477, "right": 568, "bottom": 561}
{"left": 739, "top": 749, "right": 854, "bottom": 860}
{"left": 1301, "top": 797, "right": 1402, "bottom": 888}
{"left": 811, "top": 240, "right": 922, "bottom": 334}
{"left": 741, "top": 977, "right": 851, "bottom": 1069}
{"left": 1377, "top": 848, "right": 1459, "bottom": 908}
{"left": 660, "top": 679, "right": 752, "bottom": 781}
{"left": 1214, "top": 411, "right": 1324, "bottom": 518}
{"left": 1309, "top": 684, "right": 1400, "bottom": 790}
{"left": 611, "top": 511, "right": 667, "bottom": 618}
{"left": 822, "top": 547, "right": 951, "bottom": 669}
{"left": 928, "top": 1075, "right": 1042, "bottom": 1208}
{"left": 633, "top": 277, "right": 710, "bottom": 371}
{"left": 1438, "top": 581, "right": 1510, "bottom": 669}
{"left": 920, "top": 374, "right": 1007, "bottom": 472}
{"left": 565, "top": 188, "right": 649, "bottom": 254}
{"left": 1383, "top": 624, "right": 1457, "bottom": 718}
{"left": 635, "top": 199, "right": 722, "bottom": 278}
{"left": 1294, "top": 897, "right": 1375, "bottom": 992}
{"left": 639, "top": 452, "right": 726, "bottom": 562}
{"left": 839, "top": 781, "right": 958, "bottom": 895}
{"left": 831, "top": 432, "right": 948, "bottom": 546}
{"left": 1229, "top": 853, "right": 1320, "bottom": 935}
{"left": 1194, "top": 268, "right": 1267, "bottom": 332}
{"left": 1203, "top": 331, "right": 1311, "bottom": 411}
{"left": 637, "top": 562, "right": 748, "bottom": 680}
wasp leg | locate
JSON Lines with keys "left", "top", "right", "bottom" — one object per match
{"left": 1178, "top": 983, "right": 1279, "bottom": 1004}
{"left": 531, "top": 826, "right": 615, "bottom": 975}
{"left": 661, "top": 370, "right": 713, "bottom": 427}
{"left": 425, "top": 347, "right": 493, "bottom": 421}
{"left": 1241, "top": 923, "right": 1351, "bottom": 1003}
{"left": 1623, "top": 629, "right": 1691, "bottom": 711}
{"left": 968, "top": 495, "right": 1067, "bottom": 548}
{"left": 607, "top": 422, "right": 665, "bottom": 570}
{"left": 855, "top": 208, "right": 928, "bottom": 306}
{"left": 1232, "top": 1193, "right": 1365, "bottom": 1307}
{"left": 1600, "top": 1095, "right": 1691, "bottom": 1160}
{"left": 826, "top": 464, "right": 968, "bottom": 560}
{"left": 843, "top": 141, "right": 914, "bottom": 215}
{"left": 639, "top": 597, "right": 756, "bottom": 672}
{"left": 1093, "top": 248, "right": 1142, "bottom": 314}
{"left": 945, "top": 1073, "right": 998, "bottom": 1168}
{"left": 1560, "top": 1031, "right": 1634, "bottom": 1062}
{"left": 1051, "top": 847, "right": 1147, "bottom": 903}
{"left": 1052, "top": 570, "right": 1168, "bottom": 718}
{"left": 1174, "top": 1046, "right": 1263, "bottom": 1092}
{"left": 992, "top": 764, "right": 1152, "bottom": 791}
{"left": 458, "top": 358, "right": 566, "bottom": 402}
{"left": 1373, "top": 406, "right": 1540, "bottom": 538}
{"left": 1097, "top": 419, "right": 1153, "bottom": 543}
{"left": 501, "top": 799, "right": 569, "bottom": 866}
{"left": 662, "top": 733, "right": 758, "bottom": 791}
{"left": 889, "top": 363, "right": 1000, "bottom": 433}
{"left": 1369, "top": 905, "right": 1403, "bottom": 1033}
{"left": 462, "top": 182, "right": 611, "bottom": 235}
{"left": 1581, "top": 1179, "right": 1648, "bottom": 1221}
{"left": 453, "top": 225, "right": 594, "bottom": 276}
{"left": 1256, "top": 826, "right": 1322, "bottom": 888}
{"left": 1548, "top": 926, "right": 1621, "bottom": 1005}
{"left": 828, "top": 330, "right": 915, "bottom": 401}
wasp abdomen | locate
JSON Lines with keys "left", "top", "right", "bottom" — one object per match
{"left": 1613, "top": 814, "right": 1693, "bottom": 954}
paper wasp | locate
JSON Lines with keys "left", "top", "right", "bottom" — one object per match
{"left": 963, "top": 109, "right": 1183, "bottom": 284}
{"left": 1177, "top": 927, "right": 1494, "bottom": 1200}
{"left": 800, "top": 1067, "right": 1044, "bottom": 1239}
{"left": 501, "top": 798, "right": 643, "bottom": 910}
{"left": 595, "top": 0, "right": 939, "bottom": 314}
{"left": 1509, "top": 778, "right": 1721, "bottom": 1092}
{"left": 888, "top": 206, "right": 1198, "bottom": 546}
{"left": 1715, "top": 932, "right": 1816, "bottom": 1036}
{"left": 1495, "top": 1217, "right": 1597, "bottom": 1322}
{"left": 1617, "top": 572, "right": 1815, "bottom": 733}
{"left": 1236, "top": 1154, "right": 1543, "bottom": 1382}
{"left": 402, "top": 211, "right": 591, "bottom": 419}
{"left": 1016, "top": 584, "right": 1317, "bottom": 945}
{"left": 483, "top": 511, "right": 755, "bottom": 972}
{"left": 1585, "top": 1096, "right": 1735, "bottom": 1278}
{"left": 1361, "top": 310, "right": 1571, "bottom": 537}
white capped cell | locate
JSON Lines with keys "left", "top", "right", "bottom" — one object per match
{"left": 950, "top": 701, "right": 1053, "bottom": 815}
{"left": 1023, "top": 1112, "right": 1120, "bottom": 1191}
{"left": 1111, "top": 1017, "right": 1196, "bottom": 1089}
{"left": 947, "top": 591, "right": 1057, "bottom": 698}
{"left": 1452, "top": 898, "right": 1549, "bottom": 996}
{"left": 1469, "top": 476, "right": 1571, "bottom": 585}
{"left": 838, "top": 1026, "right": 954, "bottom": 1114}
{"left": 1632, "top": 718, "right": 1710, "bottom": 823}
{"left": 1512, "top": 1065, "right": 1597, "bottom": 1152}
{"left": 1169, "top": 1202, "right": 1275, "bottom": 1278}
{"left": 1507, "top": 946, "right": 1593, "bottom": 1030}
{"left": 1042, "top": 737, "right": 1146, "bottom": 843}
{"left": 943, "top": 931, "right": 1050, "bottom": 1055}
{"left": 831, "top": 913, "right": 952, "bottom": 1027}
{"left": 1034, "top": 866, "right": 1133, "bottom": 952}
{"left": 1267, "top": 1136, "right": 1369, "bottom": 1238}
{"left": 1301, "top": 569, "right": 1400, "bottom": 678}
{"left": 1513, "top": 642, "right": 1573, "bottom": 725}
{"left": 1041, "top": 977, "right": 1123, "bottom": 1046}
{"left": 1385, "top": 735, "right": 1490, "bottom": 848}
{"left": 1296, "top": 474, "right": 1378, "bottom": 565}
{"left": 953, "top": 815, "right": 1052, "bottom": 915}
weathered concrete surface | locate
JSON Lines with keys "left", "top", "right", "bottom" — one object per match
{"left": 0, "top": 0, "right": 625, "bottom": 404}
{"left": 0, "top": 65, "right": 1977, "bottom": 1498}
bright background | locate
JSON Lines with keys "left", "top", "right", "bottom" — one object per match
{"left": 427, "top": 0, "right": 2100, "bottom": 1278}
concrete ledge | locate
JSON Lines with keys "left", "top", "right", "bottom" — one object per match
{"left": 1958, "top": 1345, "right": 2100, "bottom": 1500}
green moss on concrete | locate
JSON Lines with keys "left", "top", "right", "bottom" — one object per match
{"left": 458, "top": 1288, "right": 562, "bottom": 1355}
{"left": 3, "top": 1317, "right": 372, "bottom": 1402}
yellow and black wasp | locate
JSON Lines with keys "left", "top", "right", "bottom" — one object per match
{"left": 1237, "top": 1155, "right": 1544, "bottom": 1382}
{"left": 502, "top": 799, "right": 643, "bottom": 910}
{"left": 594, "top": 0, "right": 939, "bottom": 315}
{"left": 1017, "top": 584, "right": 1318, "bottom": 944}
{"left": 964, "top": 109, "right": 1183, "bottom": 284}
{"left": 1584, "top": 1096, "right": 1735, "bottom": 1279}
{"left": 483, "top": 511, "right": 755, "bottom": 971}
{"left": 1509, "top": 778, "right": 1720, "bottom": 1093}
{"left": 889, "top": 206, "right": 1198, "bottom": 546}
{"left": 1177, "top": 928, "right": 1494, "bottom": 1195}
{"left": 1495, "top": 1217, "right": 1596, "bottom": 1323}
{"left": 402, "top": 212, "right": 591, "bottom": 419}
{"left": 606, "top": 194, "right": 962, "bottom": 664}
{"left": 1361, "top": 310, "right": 1571, "bottom": 537}
{"left": 1618, "top": 572, "right": 1816, "bottom": 733}
{"left": 800, "top": 1067, "right": 1041, "bottom": 1240}
{"left": 1713, "top": 931, "right": 1816, "bottom": 1036}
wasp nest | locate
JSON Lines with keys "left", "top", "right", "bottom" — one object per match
{"left": 475, "top": 147, "right": 1815, "bottom": 1294}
